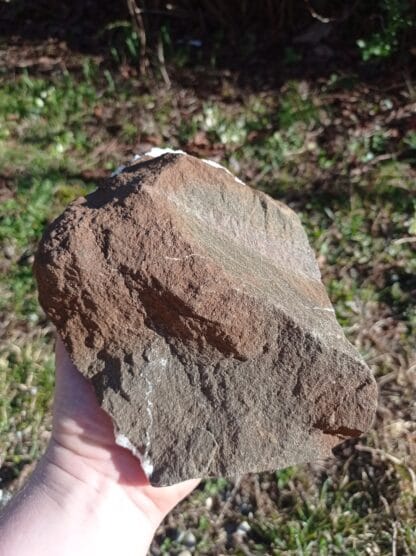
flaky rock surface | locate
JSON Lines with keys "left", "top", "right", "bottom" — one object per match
{"left": 34, "top": 151, "right": 378, "bottom": 486}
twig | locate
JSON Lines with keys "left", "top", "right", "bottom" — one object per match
{"left": 303, "top": 0, "right": 332, "bottom": 23}
{"left": 215, "top": 477, "right": 242, "bottom": 526}
{"left": 392, "top": 521, "right": 398, "bottom": 556}
{"left": 377, "top": 371, "right": 398, "bottom": 386}
{"left": 199, "top": 477, "right": 243, "bottom": 550}
{"left": 304, "top": 0, "right": 359, "bottom": 24}
{"left": 126, "top": 0, "right": 148, "bottom": 74}
{"left": 355, "top": 444, "right": 403, "bottom": 465}
{"left": 363, "top": 152, "right": 399, "bottom": 168}
{"left": 355, "top": 445, "right": 416, "bottom": 494}
{"left": 253, "top": 475, "right": 263, "bottom": 515}
{"left": 392, "top": 237, "right": 416, "bottom": 245}
{"left": 157, "top": 36, "right": 171, "bottom": 88}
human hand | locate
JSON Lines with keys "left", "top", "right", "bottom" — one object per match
{"left": 0, "top": 338, "right": 198, "bottom": 556}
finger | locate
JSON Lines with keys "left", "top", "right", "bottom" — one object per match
{"left": 144, "top": 478, "right": 201, "bottom": 513}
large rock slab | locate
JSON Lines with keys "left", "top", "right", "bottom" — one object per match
{"left": 34, "top": 150, "right": 378, "bottom": 486}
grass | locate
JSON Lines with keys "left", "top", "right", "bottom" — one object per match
{"left": 0, "top": 54, "right": 415, "bottom": 553}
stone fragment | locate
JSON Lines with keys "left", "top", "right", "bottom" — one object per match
{"left": 178, "top": 531, "right": 197, "bottom": 548}
{"left": 34, "top": 151, "right": 378, "bottom": 486}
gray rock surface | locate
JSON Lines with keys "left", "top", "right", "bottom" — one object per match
{"left": 34, "top": 151, "right": 378, "bottom": 486}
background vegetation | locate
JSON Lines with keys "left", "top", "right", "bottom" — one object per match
{"left": 0, "top": 1, "right": 415, "bottom": 553}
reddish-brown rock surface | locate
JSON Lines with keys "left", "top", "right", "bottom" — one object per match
{"left": 34, "top": 151, "right": 378, "bottom": 486}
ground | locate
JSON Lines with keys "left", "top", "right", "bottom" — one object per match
{"left": 0, "top": 9, "right": 415, "bottom": 555}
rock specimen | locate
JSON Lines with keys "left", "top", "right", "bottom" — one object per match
{"left": 34, "top": 150, "right": 378, "bottom": 486}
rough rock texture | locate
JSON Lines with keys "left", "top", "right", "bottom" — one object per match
{"left": 34, "top": 151, "right": 378, "bottom": 486}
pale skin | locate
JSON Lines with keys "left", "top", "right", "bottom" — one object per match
{"left": 0, "top": 339, "right": 199, "bottom": 556}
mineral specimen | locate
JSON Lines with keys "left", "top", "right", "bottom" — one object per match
{"left": 34, "top": 150, "right": 378, "bottom": 486}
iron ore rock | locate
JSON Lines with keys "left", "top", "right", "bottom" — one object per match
{"left": 34, "top": 150, "right": 378, "bottom": 486}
